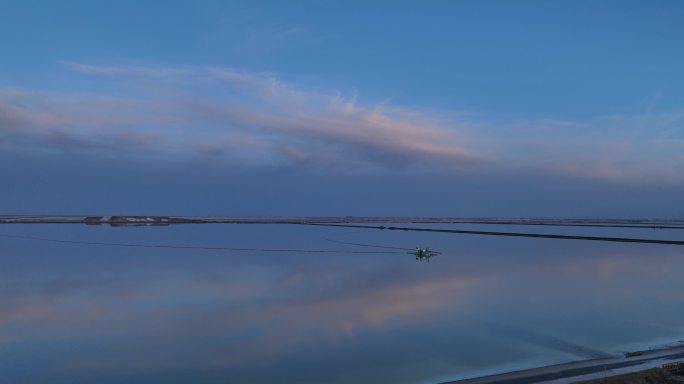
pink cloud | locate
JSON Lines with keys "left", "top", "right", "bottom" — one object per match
{"left": 2, "top": 63, "right": 683, "bottom": 183}
{"left": 58, "top": 63, "right": 482, "bottom": 168}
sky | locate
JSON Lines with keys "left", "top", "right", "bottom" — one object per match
{"left": 1, "top": 0, "right": 683, "bottom": 217}
{"left": 2, "top": 3, "right": 684, "bottom": 382}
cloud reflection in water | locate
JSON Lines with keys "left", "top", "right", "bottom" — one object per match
{"left": 1, "top": 224, "right": 684, "bottom": 383}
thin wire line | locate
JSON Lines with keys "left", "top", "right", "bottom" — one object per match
{"left": 324, "top": 237, "right": 414, "bottom": 251}
{"left": 0, "top": 233, "right": 401, "bottom": 254}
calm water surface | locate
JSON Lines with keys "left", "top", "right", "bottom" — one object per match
{"left": 1, "top": 223, "right": 684, "bottom": 383}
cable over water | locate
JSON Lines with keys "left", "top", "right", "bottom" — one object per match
{"left": 324, "top": 237, "right": 414, "bottom": 251}
{"left": 0, "top": 233, "right": 401, "bottom": 254}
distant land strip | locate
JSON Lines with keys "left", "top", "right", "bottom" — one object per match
{"left": 2, "top": 215, "right": 684, "bottom": 246}
{"left": 1, "top": 215, "right": 684, "bottom": 228}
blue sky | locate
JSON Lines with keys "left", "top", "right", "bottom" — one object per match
{"left": 1, "top": 1, "right": 683, "bottom": 216}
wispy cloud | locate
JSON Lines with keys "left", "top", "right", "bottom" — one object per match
{"left": 478, "top": 115, "right": 684, "bottom": 184}
{"left": 8, "top": 62, "right": 480, "bottom": 169}
{"left": 1, "top": 62, "right": 683, "bottom": 183}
